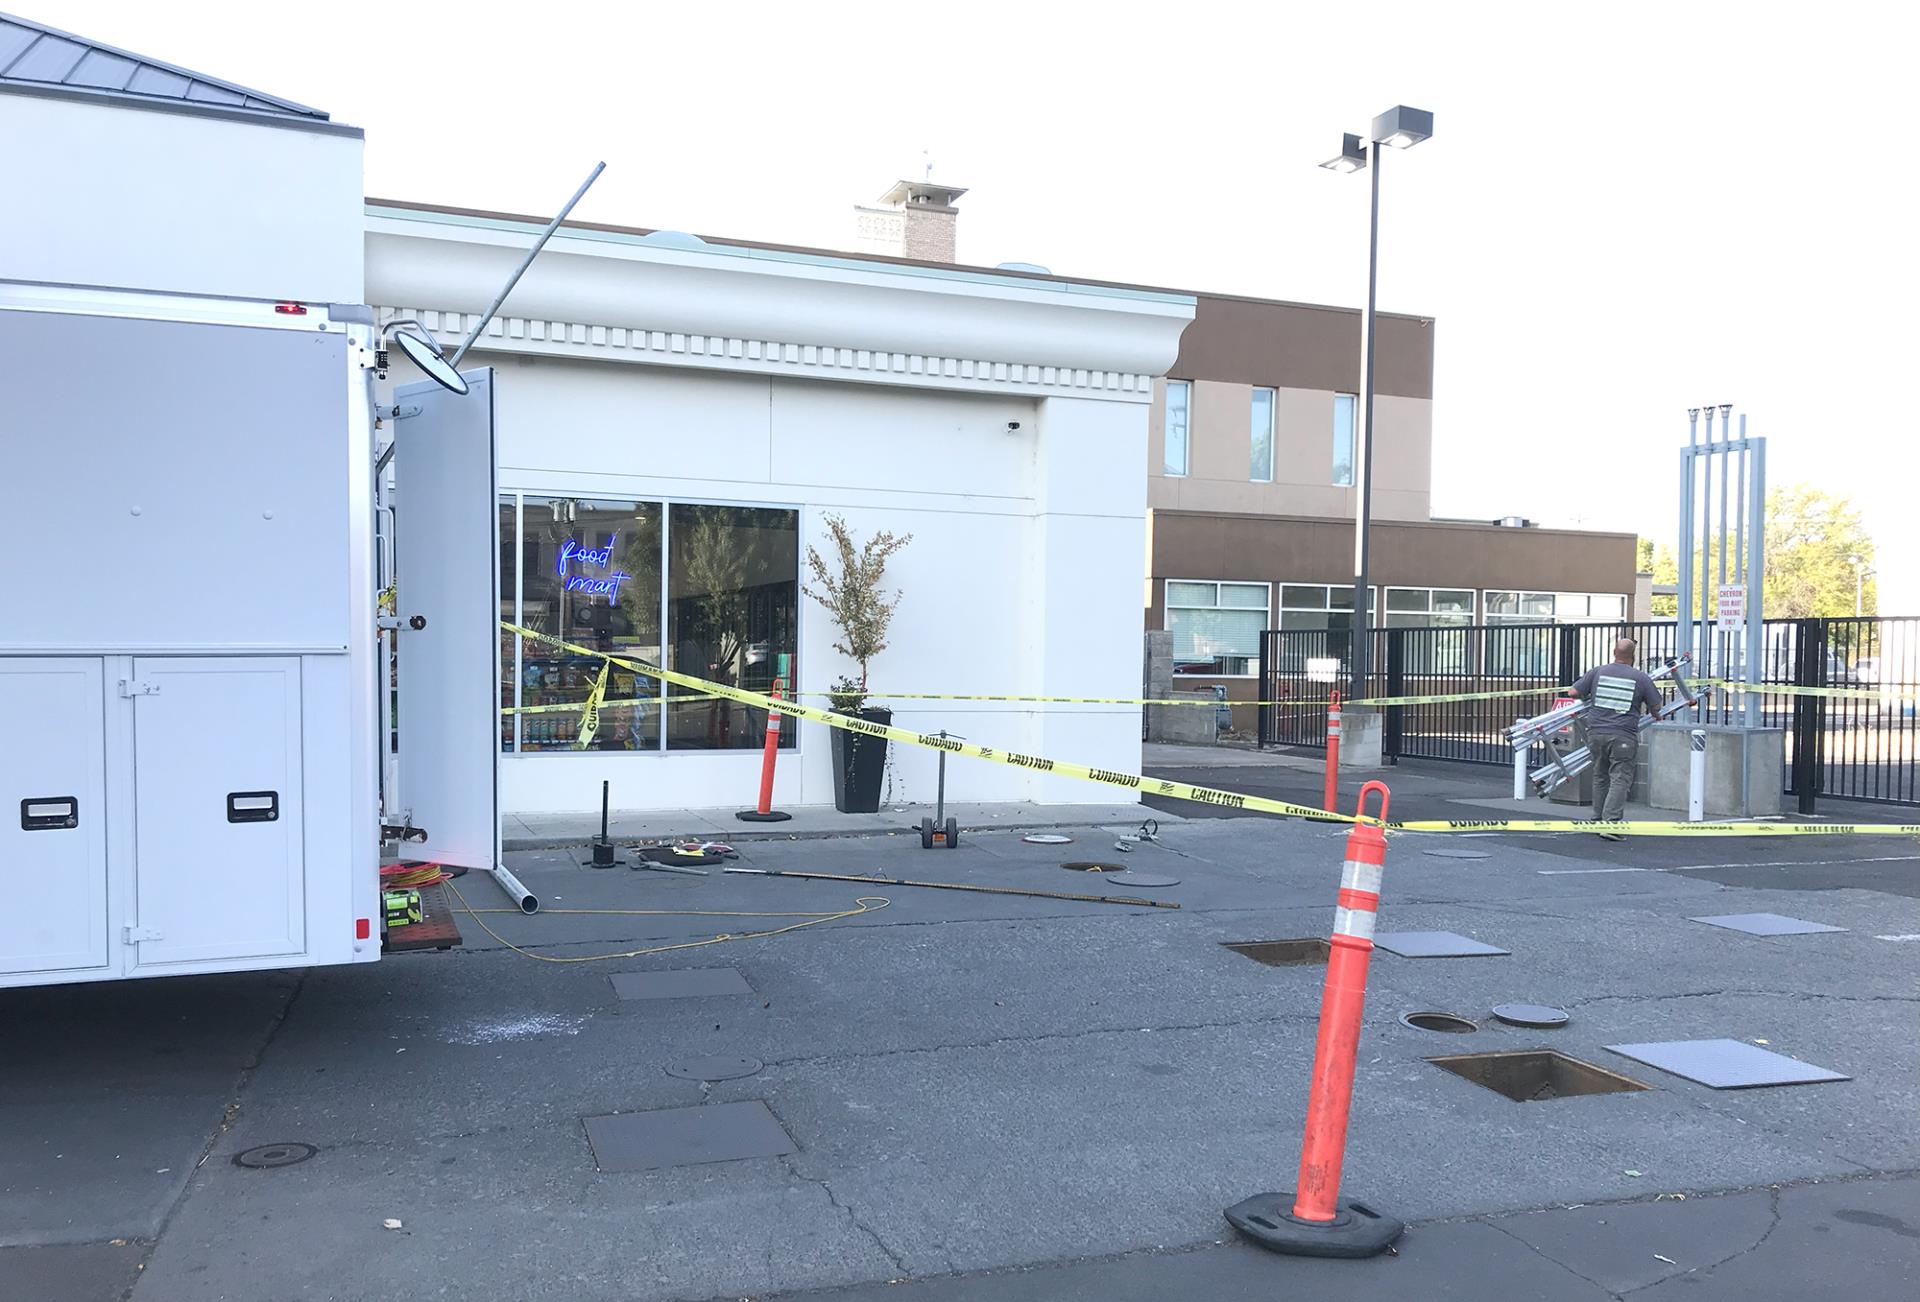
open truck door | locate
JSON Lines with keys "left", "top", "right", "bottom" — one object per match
{"left": 391, "top": 368, "right": 506, "bottom": 897}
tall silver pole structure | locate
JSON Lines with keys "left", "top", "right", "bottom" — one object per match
{"left": 1715, "top": 403, "right": 1731, "bottom": 682}
{"left": 1679, "top": 409, "right": 1698, "bottom": 669}
{"left": 1742, "top": 416, "right": 1764, "bottom": 727}
{"left": 1319, "top": 108, "right": 1432, "bottom": 699}
{"left": 1348, "top": 142, "right": 1382, "bottom": 696}
{"left": 1698, "top": 405, "right": 1715, "bottom": 675}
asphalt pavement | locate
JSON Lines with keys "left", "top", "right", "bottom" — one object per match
{"left": 3, "top": 759, "right": 1917, "bottom": 1302}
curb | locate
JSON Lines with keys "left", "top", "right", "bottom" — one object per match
{"left": 503, "top": 814, "right": 1177, "bottom": 852}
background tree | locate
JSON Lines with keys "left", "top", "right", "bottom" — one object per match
{"left": 1638, "top": 485, "right": 1877, "bottom": 622}
{"left": 1764, "top": 486, "right": 1876, "bottom": 618}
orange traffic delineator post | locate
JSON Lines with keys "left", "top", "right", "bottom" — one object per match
{"left": 736, "top": 658, "right": 793, "bottom": 823}
{"left": 1225, "top": 779, "right": 1404, "bottom": 1258}
{"left": 1322, "top": 688, "right": 1342, "bottom": 815}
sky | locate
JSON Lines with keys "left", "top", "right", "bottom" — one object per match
{"left": 27, "top": 1, "right": 1920, "bottom": 610}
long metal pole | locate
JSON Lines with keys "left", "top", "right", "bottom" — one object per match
{"left": 1745, "top": 427, "right": 1765, "bottom": 727}
{"left": 1349, "top": 143, "right": 1383, "bottom": 698}
{"left": 448, "top": 161, "right": 607, "bottom": 369}
{"left": 1732, "top": 433, "right": 1747, "bottom": 723}
{"left": 1678, "top": 410, "right": 1697, "bottom": 680}
{"left": 723, "top": 866, "right": 1181, "bottom": 910}
{"left": 1698, "top": 407, "right": 1715, "bottom": 678}
{"left": 1715, "top": 407, "right": 1730, "bottom": 687}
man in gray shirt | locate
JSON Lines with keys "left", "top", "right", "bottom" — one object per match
{"left": 1570, "top": 638, "right": 1666, "bottom": 838}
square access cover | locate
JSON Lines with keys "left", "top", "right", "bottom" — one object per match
{"left": 1688, "top": 913, "right": 1846, "bottom": 936}
{"left": 1373, "top": 931, "right": 1510, "bottom": 958}
{"left": 584, "top": 1101, "right": 796, "bottom": 1172}
{"left": 1604, "top": 1039, "right": 1849, "bottom": 1089}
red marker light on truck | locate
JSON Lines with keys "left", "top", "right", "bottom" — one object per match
{"left": 355, "top": 917, "right": 371, "bottom": 940}
{"left": 274, "top": 302, "right": 308, "bottom": 315}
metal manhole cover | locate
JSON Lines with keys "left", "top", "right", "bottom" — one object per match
{"left": 1022, "top": 834, "right": 1074, "bottom": 844}
{"left": 1097, "top": 871, "right": 1180, "bottom": 888}
{"left": 1060, "top": 861, "right": 1125, "bottom": 873}
{"left": 664, "top": 1056, "right": 764, "bottom": 1082}
{"left": 233, "top": 1142, "right": 317, "bottom": 1170}
{"left": 1492, "top": 1002, "right": 1570, "bottom": 1029}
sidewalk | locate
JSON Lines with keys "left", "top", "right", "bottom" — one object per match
{"left": 501, "top": 800, "right": 1178, "bottom": 850}
{"left": 770, "top": 1173, "right": 1920, "bottom": 1302}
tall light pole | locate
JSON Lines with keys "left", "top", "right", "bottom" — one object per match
{"left": 1321, "top": 106, "right": 1433, "bottom": 697}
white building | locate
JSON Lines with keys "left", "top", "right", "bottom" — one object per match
{"left": 367, "top": 204, "right": 1194, "bottom": 815}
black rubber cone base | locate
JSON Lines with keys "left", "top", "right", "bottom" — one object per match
{"left": 1225, "top": 1193, "right": 1404, "bottom": 1258}
{"left": 736, "top": 810, "right": 793, "bottom": 822}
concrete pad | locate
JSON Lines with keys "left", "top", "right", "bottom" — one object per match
{"left": 765, "top": 1222, "right": 1612, "bottom": 1300}
{"left": 583, "top": 1100, "right": 795, "bottom": 1172}
{"left": 1636, "top": 1177, "right": 1920, "bottom": 1299}
{"left": 1496, "top": 1186, "right": 1777, "bottom": 1293}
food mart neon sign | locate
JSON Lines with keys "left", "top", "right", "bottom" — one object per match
{"left": 558, "top": 535, "right": 631, "bottom": 598}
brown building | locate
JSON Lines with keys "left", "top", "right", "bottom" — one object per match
{"left": 1145, "top": 292, "right": 1636, "bottom": 726}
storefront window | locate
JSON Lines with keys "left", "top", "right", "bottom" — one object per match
{"left": 666, "top": 504, "right": 799, "bottom": 750}
{"left": 499, "top": 497, "right": 664, "bottom": 752}
{"left": 497, "top": 495, "right": 800, "bottom": 755}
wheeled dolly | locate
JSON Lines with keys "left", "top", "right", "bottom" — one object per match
{"left": 919, "top": 731, "right": 960, "bottom": 849}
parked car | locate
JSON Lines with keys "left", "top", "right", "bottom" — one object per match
{"left": 1853, "top": 657, "right": 1880, "bottom": 684}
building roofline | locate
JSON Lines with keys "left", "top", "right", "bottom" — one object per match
{"left": 363, "top": 195, "right": 1428, "bottom": 324}
{"left": 1154, "top": 509, "right": 1637, "bottom": 542}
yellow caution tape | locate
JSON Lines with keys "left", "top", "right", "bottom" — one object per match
{"left": 1393, "top": 818, "right": 1920, "bottom": 838}
{"left": 500, "top": 623, "right": 1920, "bottom": 839}
{"left": 501, "top": 623, "right": 1341, "bottom": 821}
{"left": 575, "top": 665, "right": 608, "bottom": 749}
{"left": 1699, "top": 679, "right": 1916, "bottom": 702}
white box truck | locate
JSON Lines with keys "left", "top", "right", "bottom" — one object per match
{"left": 0, "top": 13, "right": 507, "bottom": 988}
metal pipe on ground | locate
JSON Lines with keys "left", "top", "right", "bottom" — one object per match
{"left": 723, "top": 867, "right": 1179, "bottom": 910}
{"left": 489, "top": 863, "right": 540, "bottom": 914}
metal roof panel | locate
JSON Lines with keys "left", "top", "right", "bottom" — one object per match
{"left": 0, "top": 11, "right": 329, "bottom": 120}
{"left": 68, "top": 49, "right": 137, "bottom": 90}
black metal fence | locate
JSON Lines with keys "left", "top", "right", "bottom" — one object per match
{"left": 1257, "top": 616, "right": 1920, "bottom": 807}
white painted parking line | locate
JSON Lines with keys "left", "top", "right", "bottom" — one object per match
{"left": 1539, "top": 855, "right": 1920, "bottom": 877}
{"left": 1876, "top": 933, "right": 1920, "bottom": 942}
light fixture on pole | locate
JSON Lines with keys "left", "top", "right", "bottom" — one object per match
{"left": 1322, "top": 106, "right": 1433, "bottom": 699}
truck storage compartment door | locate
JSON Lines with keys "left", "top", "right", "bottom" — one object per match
{"left": 130, "top": 658, "right": 305, "bottom": 968}
{"left": 393, "top": 369, "right": 498, "bottom": 874}
{"left": 0, "top": 659, "right": 109, "bottom": 977}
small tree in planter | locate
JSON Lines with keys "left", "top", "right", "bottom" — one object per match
{"left": 804, "top": 513, "right": 911, "bottom": 812}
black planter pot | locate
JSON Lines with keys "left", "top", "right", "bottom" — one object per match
{"left": 830, "top": 707, "right": 892, "bottom": 813}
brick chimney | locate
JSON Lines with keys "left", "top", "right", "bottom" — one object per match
{"left": 854, "top": 179, "right": 967, "bottom": 263}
